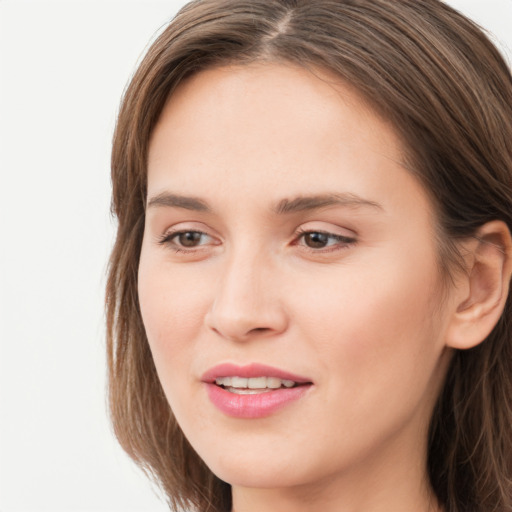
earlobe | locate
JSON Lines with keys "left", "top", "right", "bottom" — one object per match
{"left": 446, "top": 220, "right": 512, "bottom": 350}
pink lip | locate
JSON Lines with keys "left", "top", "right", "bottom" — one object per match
{"left": 201, "top": 363, "right": 311, "bottom": 383}
{"left": 202, "top": 363, "right": 313, "bottom": 419}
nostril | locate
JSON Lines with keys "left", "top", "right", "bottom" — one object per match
{"left": 205, "top": 299, "right": 288, "bottom": 341}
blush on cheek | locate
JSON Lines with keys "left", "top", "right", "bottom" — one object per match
{"left": 319, "top": 268, "right": 439, "bottom": 379}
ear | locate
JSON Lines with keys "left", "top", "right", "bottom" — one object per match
{"left": 445, "top": 220, "right": 512, "bottom": 350}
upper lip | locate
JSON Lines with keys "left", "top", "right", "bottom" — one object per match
{"left": 201, "top": 363, "right": 312, "bottom": 384}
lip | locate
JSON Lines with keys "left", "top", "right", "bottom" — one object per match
{"left": 201, "top": 363, "right": 312, "bottom": 383}
{"left": 202, "top": 363, "right": 313, "bottom": 419}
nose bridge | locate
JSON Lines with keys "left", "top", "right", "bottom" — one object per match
{"left": 206, "top": 240, "right": 286, "bottom": 340}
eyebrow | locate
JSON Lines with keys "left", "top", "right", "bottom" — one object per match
{"left": 273, "top": 193, "right": 383, "bottom": 214}
{"left": 146, "top": 191, "right": 383, "bottom": 214}
{"left": 147, "top": 192, "right": 211, "bottom": 212}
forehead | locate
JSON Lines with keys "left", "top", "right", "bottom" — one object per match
{"left": 147, "top": 62, "right": 429, "bottom": 221}
{"left": 149, "top": 63, "right": 404, "bottom": 165}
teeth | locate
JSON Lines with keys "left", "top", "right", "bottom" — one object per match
{"left": 214, "top": 376, "right": 298, "bottom": 390}
{"left": 215, "top": 377, "right": 227, "bottom": 387}
{"left": 266, "top": 377, "right": 282, "bottom": 389}
{"left": 248, "top": 377, "right": 266, "bottom": 389}
{"left": 231, "top": 376, "right": 248, "bottom": 388}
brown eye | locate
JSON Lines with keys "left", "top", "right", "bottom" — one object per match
{"left": 297, "top": 230, "right": 356, "bottom": 251}
{"left": 158, "top": 229, "right": 218, "bottom": 253}
{"left": 303, "top": 232, "right": 330, "bottom": 248}
{"left": 176, "top": 231, "right": 204, "bottom": 247}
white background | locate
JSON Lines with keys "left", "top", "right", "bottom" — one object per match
{"left": 0, "top": 1, "right": 511, "bottom": 510}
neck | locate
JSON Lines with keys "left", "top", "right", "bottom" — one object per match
{"left": 231, "top": 421, "right": 443, "bottom": 512}
{"left": 233, "top": 483, "right": 442, "bottom": 512}
{"left": 232, "top": 468, "right": 442, "bottom": 512}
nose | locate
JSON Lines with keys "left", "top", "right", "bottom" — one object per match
{"left": 204, "top": 248, "right": 288, "bottom": 342}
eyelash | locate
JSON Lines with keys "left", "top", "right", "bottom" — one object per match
{"left": 157, "top": 228, "right": 357, "bottom": 254}
{"left": 157, "top": 230, "right": 213, "bottom": 253}
{"left": 293, "top": 228, "right": 357, "bottom": 253}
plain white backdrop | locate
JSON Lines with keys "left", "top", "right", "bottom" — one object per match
{"left": 0, "top": 1, "right": 511, "bottom": 510}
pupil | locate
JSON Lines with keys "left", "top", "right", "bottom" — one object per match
{"left": 305, "top": 232, "right": 328, "bottom": 248}
{"left": 179, "top": 232, "right": 202, "bottom": 247}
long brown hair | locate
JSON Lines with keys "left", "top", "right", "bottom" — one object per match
{"left": 106, "top": 1, "right": 512, "bottom": 510}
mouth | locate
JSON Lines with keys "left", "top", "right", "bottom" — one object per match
{"left": 202, "top": 363, "right": 313, "bottom": 418}
{"left": 214, "top": 376, "right": 304, "bottom": 395}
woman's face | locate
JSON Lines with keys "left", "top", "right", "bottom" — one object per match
{"left": 139, "top": 63, "right": 455, "bottom": 492}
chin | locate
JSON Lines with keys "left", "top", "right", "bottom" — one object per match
{"left": 196, "top": 439, "right": 327, "bottom": 490}
{"left": 210, "top": 461, "right": 311, "bottom": 489}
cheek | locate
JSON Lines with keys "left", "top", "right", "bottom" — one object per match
{"left": 138, "top": 253, "right": 208, "bottom": 366}
{"left": 137, "top": 256, "right": 213, "bottom": 424}
{"left": 280, "top": 251, "right": 448, "bottom": 470}
{"left": 295, "top": 249, "right": 445, "bottom": 391}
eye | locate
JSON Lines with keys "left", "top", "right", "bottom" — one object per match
{"left": 295, "top": 229, "right": 356, "bottom": 251}
{"left": 158, "top": 230, "right": 215, "bottom": 251}
{"left": 174, "top": 231, "right": 207, "bottom": 247}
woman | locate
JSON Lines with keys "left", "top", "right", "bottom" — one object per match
{"left": 106, "top": 1, "right": 512, "bottom": 511}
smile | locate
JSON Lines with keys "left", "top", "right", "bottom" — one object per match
{"left": 203, "top": 364, "right": 313, "bottom": 418}
{"left": 215, "top": 376, "right": 298, "bottom": 394}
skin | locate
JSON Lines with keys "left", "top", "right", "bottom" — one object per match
{"left": 138, "top": 63, "right": 461, "bottom": 512}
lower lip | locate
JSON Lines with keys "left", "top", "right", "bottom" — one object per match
{"left": 205, "top": 383, "right": 311, "bottom": 419}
